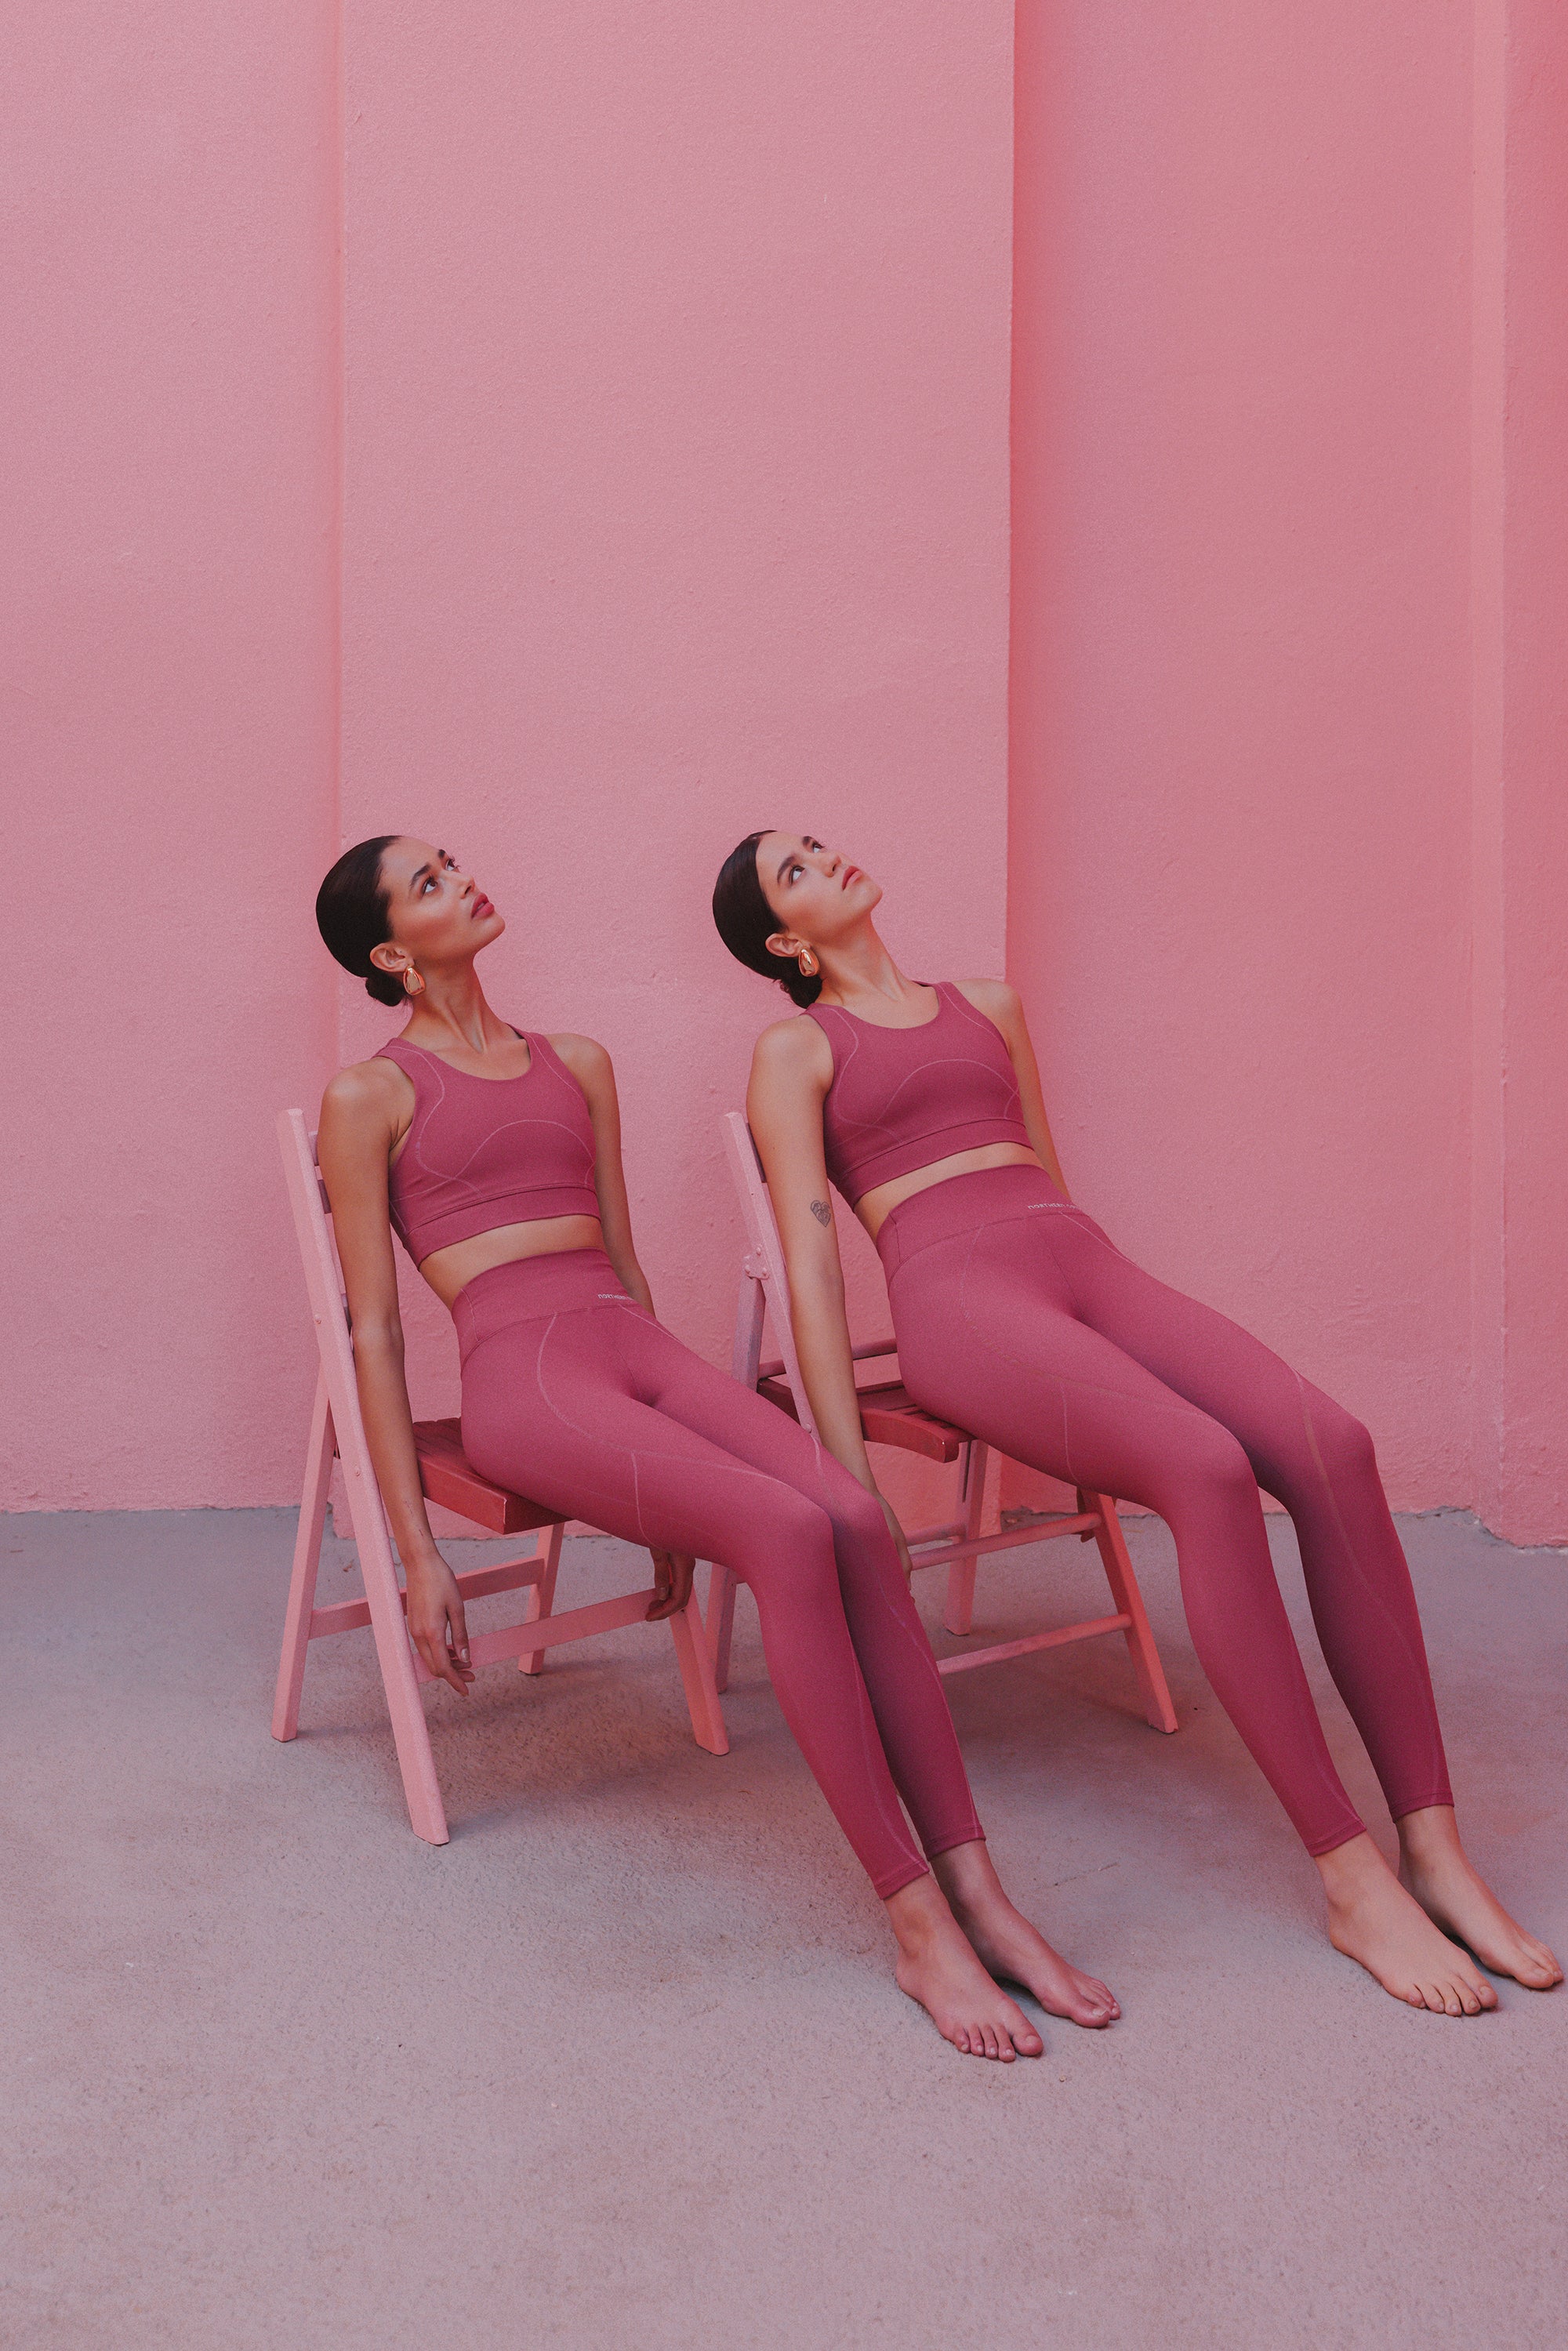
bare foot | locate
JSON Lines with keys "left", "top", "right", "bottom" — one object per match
{"left": 933, "top": 1843, "right": 1120, "bottom": 2029}
{"left": 1397, "top": 1806, "right": 1563, "bottom": 1990}
{"left": 884, "top": 1875, "right": 1044, "bottom": 2060}
{"left": 1318, "top": 1833, "right": 1497, "bottom": 2015}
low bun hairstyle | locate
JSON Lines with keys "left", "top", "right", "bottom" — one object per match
{"left": 712, "top": 831, "right": 822, "bottom": 1008}
{"left": 315, "top": 836, "right": 405, "bottom": 1008}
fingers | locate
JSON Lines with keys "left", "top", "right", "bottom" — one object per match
{"left": 448, "top": 1596, "right": 472, "bottom": 1682}
{"left": 646, "top": 1547, "right": 675, "bottom": 1621}
{"left": 410, "top": 1614, "right": 474, "bottom": 1696}
{"left": 646, "top": 1550, "right": 695, "bottom": 1620}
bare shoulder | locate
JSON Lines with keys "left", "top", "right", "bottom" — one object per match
{"left": 321, "top": 1054, "right": 409, "bottom": 1123}
{"left": 952, "top": 976, "right": 1022, "bottom": 1025}
{"left": 751, "top": 1012, "right": 833, "bottom": 1087}
{"left": 546, "top": 1032, "right": 612, "bottom": 1086}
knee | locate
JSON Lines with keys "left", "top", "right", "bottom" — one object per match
{"left": 1185, "top": 1420, "right": 1258, "bottom": 1511}
{"left": 750, "top": 1487, "right": 839, "bottom": 1578}
{"left": 833, "top": 1478, "right": 892, "bottom": 1553}
{"left": 1309, "top": 1399, "right": 1379, "bottom": 1485}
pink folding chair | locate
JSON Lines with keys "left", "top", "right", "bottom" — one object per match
{"left": 274, "top": 1108, "right": 728, "bottom": 1845}
{"left": 708, "top": 1112, "right": 1178, "bottom": 1732}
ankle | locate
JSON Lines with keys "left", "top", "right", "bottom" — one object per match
{"left": 1395, "top": 1805, "right": 1461, "bottom": 1870}
{"left": 884, "top": 1872, "right": 956, "bottom": 1956}
{"left": 929, "top": 1839, "right": 998, "bottom": 1914}
{"left": 1315, "top": 1830, "right": 1391, "bottom": 1905}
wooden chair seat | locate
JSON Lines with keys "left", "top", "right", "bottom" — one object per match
{"left": 755, "top": 1377, "right": 964, "bottom": 1464}
{"left": 412, "top": 1417, "right": 558, "bottom": 1535}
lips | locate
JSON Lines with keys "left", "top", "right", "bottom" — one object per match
{"left": 840, "top": 866, "right": 860, "bottom": 890}
{"left": 471, "top": 894, "right": 494, "bottom": 919}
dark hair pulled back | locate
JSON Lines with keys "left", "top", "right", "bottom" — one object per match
{"left": 711, "top": 832, "right": 822, "bottom": 1007}
{"left": 315, "top": 836, "right": 405, "bottom": 1008}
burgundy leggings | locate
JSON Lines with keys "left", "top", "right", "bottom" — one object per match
{"left": 455, "top": 1250, "right": 982, "bottom": 1896}
{"left": 878, "top": 1167, "right": 1453, "bottom": 1856}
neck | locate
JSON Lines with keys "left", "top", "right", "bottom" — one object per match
{"left": 400, "top": 963, "right": 514, "bottom": 1056}
{"left": 813, "top": 923, "right": 924, "bottom": 1013}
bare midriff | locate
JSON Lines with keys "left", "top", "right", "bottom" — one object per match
{"left": 416, "top": 1216, "right": 606, "bottom": 1310}
{"left": 853, "top": 1142, "right": 1046, "bottom": 1243}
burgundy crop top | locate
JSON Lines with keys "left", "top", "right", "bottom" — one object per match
{"left": 376, "top": 1030, "right": 600, "bottom": 1264}
{"left": 805, "top": 981, "right": 1032, "bottom": 1207}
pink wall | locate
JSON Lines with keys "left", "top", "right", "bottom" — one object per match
{"left": 7, "top": 6, "right": 1565, "bottom": 1537}
{"left": 1008, "top": 1, "right": 1568, "bottom": 1542}
{"left": 3, "top": 5, "right": 341, "bottom": 1507}
{"left": 335, "top": 0, "right": 1014, "bottom": 1502}
{"left": 4, "top": 4, "right": 1012, "bottom": 1511}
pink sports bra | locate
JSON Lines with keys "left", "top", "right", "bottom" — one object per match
{"left": 376, "top": 1030, "right": 600, "bottom": 1264}
{"left": 805, "top": 981, "right": 1032, "bottom": 1207}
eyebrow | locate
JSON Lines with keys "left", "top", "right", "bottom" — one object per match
{"left": 407, "top": 850, "right": 448, "bottom": 894}
{"left": 775, "top": 840, "right": 807, "bottom": 886}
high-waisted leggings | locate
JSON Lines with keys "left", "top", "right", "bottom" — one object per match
{"left": 454, "top": 1250, "right": 982, "bottom": 1897}
{"left": 877, "top": 1166, "right": 1453, "bottom": 1856}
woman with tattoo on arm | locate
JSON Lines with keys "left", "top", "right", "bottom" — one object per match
{"left": 713, "top": 829, "right": 1560, "bottom": 2016}
{"left": 312, "top": 833, "right": 1120, "bottom": 2060}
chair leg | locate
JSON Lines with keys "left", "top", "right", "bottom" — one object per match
{"left": 339, "top": 1460, "right": 450, "bottom": 1844}
{"left": 1090, "top": 1493, "right": 1178, "bottom": 1734}
{"left": 705, "top": 1562, "right": 738, "bottom": 1693}
{"left": 518, "top": 1522, "right": 563, "bottom": 1675}
{"left": 273, "top": 1373, "right": 334, "bottom": 1742}
{"left": 942, "top": 1442, "right": 987, "bottom": 1637}
{"left": 668, "top": 1589, "right": 730, "bottom": 1756}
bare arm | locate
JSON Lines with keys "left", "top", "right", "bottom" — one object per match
{"left": 747, "top": 1021, "right": 913, "bottom": 1573}
{"left": 953, "top": 978, "right": 1070, "bottom": 1197}
{"left": 316, "top": 1061, "right": 474, "bottom": 1693}
{"left": 551, "top": 1033, "right": 656, "bottom": 1314}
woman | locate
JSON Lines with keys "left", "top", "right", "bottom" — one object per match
{"left": 713, "top": 829, "right": 1561, "bottom": 2016}
{"left": 314, "top": 833, "right": 1120, "bottom": 2061}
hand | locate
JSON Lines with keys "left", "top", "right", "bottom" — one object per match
{"left": 404, "top": 1553, "right": 474, "bottom": 1695}
{"left": 877, "top": 1493, "right": 916, "bottom": 1584}
{"left": 646, "top": 1548, "right": 695, "bottom": 1620}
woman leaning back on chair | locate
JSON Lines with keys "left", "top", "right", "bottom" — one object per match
{"left": 314, "top": 833, "right": 1123, "bottom": 2062}
{"left": 712, "top": 829, "right": 1563, "bottom": 2016}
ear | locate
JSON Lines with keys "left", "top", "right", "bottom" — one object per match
{"left": 368, "top": 940, "right": 408, "bottom": 979}
{"left": 764, "top": 929, "right": 802, "bottom": 963}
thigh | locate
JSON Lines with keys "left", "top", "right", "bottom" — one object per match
{"left": 630, "top": 1315, "right": 889, "bottom": 1538}
{"left": 459, "top": 1308, "right": 827, "bottom": 1568}
{"left": 1057, "top": 1220, "right": 1346, "bottom": 1500}
{"left": 890, "top": 1224, "right": 1236, "bottom": 1512}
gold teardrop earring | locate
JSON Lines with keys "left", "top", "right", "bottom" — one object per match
{"left": 796, "top": 949, "right": 818, "bottom": 978}
{"left": 401, "top": 966, "right": 426, "bottom": 997}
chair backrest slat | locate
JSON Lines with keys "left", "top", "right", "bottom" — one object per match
{"left": 277, "top": 1108, "right": 370, "bottom": 1471}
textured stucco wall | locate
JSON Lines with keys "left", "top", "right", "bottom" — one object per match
{"left": 3, "top": 2, "right": 1013, "bottom": 1510}
{"left": 3, "top": 5, "right": 341, "bottom": 1507}
{"left": 6, "top": 7, "right": 1563, "bottom": 1534}
{"left": 1008, "top": 2, "right": 1568, "bottom": 1541}
{"left": 336, "top": 1, "right": 1015, "bottom": 1486}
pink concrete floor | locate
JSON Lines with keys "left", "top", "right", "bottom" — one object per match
{"left": 1, "top": 1507, "right": 1562, "bottom": 2348}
